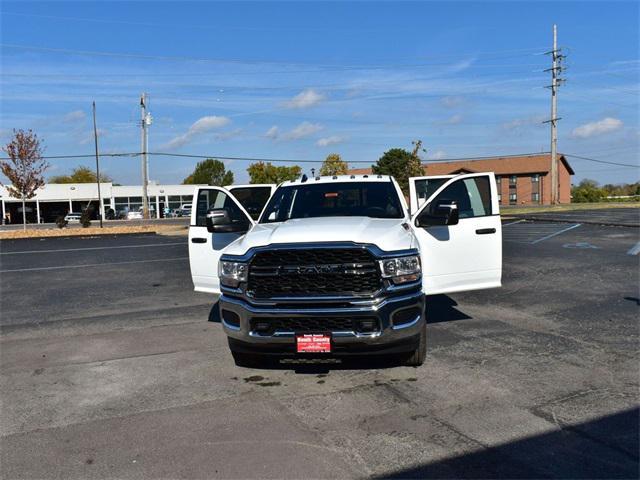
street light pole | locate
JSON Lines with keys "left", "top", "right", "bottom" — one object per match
{"left": 92, "top": 101, "right": 103, "bottom": 228}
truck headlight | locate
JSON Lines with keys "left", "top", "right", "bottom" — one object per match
{"left": 219, "top": 261, "right": 248, "bottom": 287}
{"left": 379, "top": 255, "right": 421, "bottom": 284}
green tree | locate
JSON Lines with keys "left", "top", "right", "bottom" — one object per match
{"left": 319, "top": 153, "right": 348, "bottom": 176}
{"left": 372, "top": 148, "right": 423, "bottom": 194}
{"left": 49, "top": 166, "right": 112, "bottom": 184}
{"left": 1, "top": 129, "right": 49, "bottom": 230}
{"left": 247, "top": 161, "right": 301, "bottom": 184}
{"left": 182, "top": 158, "right": 234, "bottom": 186}
{"left": 571, "top": 179, "right": 605, "bottom": 203}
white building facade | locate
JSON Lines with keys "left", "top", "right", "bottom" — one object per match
{"left": 0, "top": 182, "right": 204, "bottom": 224}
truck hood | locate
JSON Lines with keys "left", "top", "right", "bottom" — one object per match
{"left": 223, "top": 216, "right": 415, "bottom": 255}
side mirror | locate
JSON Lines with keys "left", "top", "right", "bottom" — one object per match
{"left": 206, "top": 208, "right": 250, "bottom": 233}
{"left": 416, "top": 199, "right": 459, "bottom": 227}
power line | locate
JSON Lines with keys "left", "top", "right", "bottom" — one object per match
{"left": 2, "top": 151, "right": 636, "bottom": 168}
{"left": 0, "top": 43, "right": 544, "bottom": 72}
{"left": 563, "top": 153, "right": 639, "bottom": 168}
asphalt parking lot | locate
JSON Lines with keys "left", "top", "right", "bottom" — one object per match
{"left": 1, "top": 219, "right": 639, "bottom": 479}
{"left": 510, "top": 206, "right": 639, "bottom": 227}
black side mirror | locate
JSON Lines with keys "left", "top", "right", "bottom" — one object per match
{"left": 416, "top": 199, "right": 459, "bottom": 227}
{"left": 206, "top": 208, "right": 250, "bottom": 233}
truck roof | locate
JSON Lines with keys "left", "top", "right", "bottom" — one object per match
{"left": 281, "top": 174, "right": 393, "bottom": 187}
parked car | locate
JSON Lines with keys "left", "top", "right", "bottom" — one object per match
{"left": 189, "top": 174, "right": 502, "bottom": 367}
{"left": 64, "top": 212, "right": 82, "bottom": 223}
{"left": 177, "top": 203, "right": 192, "bottom": 217}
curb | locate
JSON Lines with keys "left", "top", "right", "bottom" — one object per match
{"left": 512, "top": 215, "right": 639, "bottom": 228}
{"left": 0, "top": 231, "right": 161, "bottom": 241}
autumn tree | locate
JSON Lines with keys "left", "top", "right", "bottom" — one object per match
{"left": 247, "top": 161, "right": 301, "bottom": 184}
{"left": 182, "top": 158, "right": 234, "bottom": 186}
{"left": 1, "top": 129, "right": 49, "bottom": 229}
{"left": 372, "top": 147, "right": 424, "bottom": 195}
{"left": 319, "top": 153, "right": 348, "bottom": 176}
{"left": 49, "top": 166, "right": 112, "bottom": 184}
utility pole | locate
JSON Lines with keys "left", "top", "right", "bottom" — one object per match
{"left": 92, "top": 102, "right": 103, "bottom": 228}
{"left": 140, "top": 93, "right": 150, "bottom": 219}
{"left": 544, "top": 24, "right": 564, "bottom": 204}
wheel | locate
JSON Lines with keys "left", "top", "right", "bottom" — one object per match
{"left": 404, "top": 320, "right": 427, "bottom": 367}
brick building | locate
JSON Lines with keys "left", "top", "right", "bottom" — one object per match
{"left": 349, "top": 153, "right": 574, "bottom": 206}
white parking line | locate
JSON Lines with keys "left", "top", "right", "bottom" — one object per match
{"left": 531, "top": 224, "right": 582, "bottom": 244}
{"left": 502, "top": 219, "right": 525, "bottom": 227}
{"left": 0, "top": 242, "right": 185, "bottom": 255}
{"left": 0, "top": 257, "right": 188, "bottom": 273}
{"left": 627, "top": 242, "right": 640, "bottom": 256}
{"left": 503, "top": 222, "right": 582, "bottom": 244}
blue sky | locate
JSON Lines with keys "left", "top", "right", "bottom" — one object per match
{"left": 1, "top": 1, "right": 638, "bottom": 185}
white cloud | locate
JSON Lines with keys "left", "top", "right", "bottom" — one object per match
{"left": 501, "top": 115, "right": 546, "bottom": 131}
{"left": 281, "top": 121, "right": 323, "bottom": 140}
{"left": 427, "top": 150, "right": 447, "bottom": 160}
{"left": 316, "top": 135, "right": 347, "bottom": 147}
{"left": 265, "top": 125, "right": 280, "bottom": 139}
{"left": 78, "top": 128, "right": 106, "bottom": 145}
{"left": 267, "top": 122, "right": 323, "bottom": 142}
{"left": 164, "top": 115, "right": 230, "bottom": 149}
{"left": 283, "top": 89, "right": 325, "bottom": 109}
{"left": 62, "top": 110, "right": 86, "bottom": 123}
{"left": 444, "top": 114, "right": 463, "bottom": 125}
{"left": 572, "top": 117, "right": 624, "bottom": 139}
{"left": 440, "top": 96, "right": 465, "bottom": 108}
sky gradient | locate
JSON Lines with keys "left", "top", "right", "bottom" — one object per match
{"left": 1, "top": 1, "right": 638, "bottom": 185}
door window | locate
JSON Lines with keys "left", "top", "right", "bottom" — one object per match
{"left": 430, "top": 176, "right": 492, "bottom": 219}
{"left": 414, "top": 178, "right": 449, "bottom": 209}
{"left": 228, "top": 186, "right": 272, "bottom": 220}
{"left": 194, "top": 189, "right": 246, "bottom": 226}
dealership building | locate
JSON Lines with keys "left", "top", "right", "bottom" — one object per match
{"left": 0, "top": 182, "right": 203, "bottom": 224}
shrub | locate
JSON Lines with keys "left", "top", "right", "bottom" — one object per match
{"left": 80, "top": 209, "right": 92, "bottom": 228}
{"left": 55, "top": 215, "right": 68, "bottom": 229}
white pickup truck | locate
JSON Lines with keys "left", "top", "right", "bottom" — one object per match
{"left": 188, "top": 173, "right": 501, "bottom": 366}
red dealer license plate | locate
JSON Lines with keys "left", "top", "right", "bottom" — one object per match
{"left": 296, "top": 334, "right": 332, "bottom": 353}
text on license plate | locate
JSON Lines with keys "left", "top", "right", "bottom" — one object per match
{"left": 296, "top": 334, "right": 331, "bottom": 353}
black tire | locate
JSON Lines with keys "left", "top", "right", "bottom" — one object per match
{"left": 404, "top": 320, "right": 427, "bottom": 367}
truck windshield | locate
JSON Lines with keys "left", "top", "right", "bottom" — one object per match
{"left": 259, "top": 182, "right": 404, "bottom": 223}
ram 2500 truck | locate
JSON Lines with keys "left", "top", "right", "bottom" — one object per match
{"left": 188, "top": 173, "right": 502, "bottom": 366}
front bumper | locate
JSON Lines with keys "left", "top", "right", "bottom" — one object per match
{"left": 219, "top": 289, "right": 425, "bottom": 355}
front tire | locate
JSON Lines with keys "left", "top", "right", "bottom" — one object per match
{"left": 404, "top": 320, "right": 426, "bottom": 367}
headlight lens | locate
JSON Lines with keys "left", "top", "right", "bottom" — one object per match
{"left": 379, "top": 255, "right": 421, "bottom": 284}
{"left": 219, "top": 261, "right": 248, "bottom": 287}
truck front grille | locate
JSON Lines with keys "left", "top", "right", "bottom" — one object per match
{"left": 247, "top": 248, "right": 381, "bottom": 298}
{"left": 250, "top": 316, "right": 379, "bottom": 334}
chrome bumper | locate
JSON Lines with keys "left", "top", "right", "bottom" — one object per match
{"left": 219, "top": 290, "right": 425, "bottom": 350}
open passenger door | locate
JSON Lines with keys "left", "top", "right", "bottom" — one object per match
{"left": 410, "top": 172, "right": 502, "bottom": 295}
{"left": 189, "top": 187, "right": 256, "bottom": 293}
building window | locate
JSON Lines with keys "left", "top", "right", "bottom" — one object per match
{"left": 532, "top": 192, "right": 540, "bottom": 203}
{"left": 495, "top": 176, "right": 502, "bottom": 203}
{"left": 531, "top": 174, "right": 540, "bottom": 183}
{"left": 509, "top": 175, "right": 517, "bottom": 186}
{"left": 509, "top": 192, "right": 517, "bottom": 205}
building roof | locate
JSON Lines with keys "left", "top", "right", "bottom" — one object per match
{"left": 348, "top": 153, "right": 574, "bottom": 176}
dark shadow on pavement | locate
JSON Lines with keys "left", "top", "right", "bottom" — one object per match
{"left": 375, "top": 407, "right": 639, "bottom": 479}
{"left": 208, "top": 302, "right": 221, "bottom": 323}
{"left": 426, "top": 294, "right": 472, "bottom": 324}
